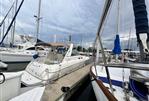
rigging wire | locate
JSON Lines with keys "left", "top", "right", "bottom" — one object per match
{"left": 0, "top": 2, "right": 15, "bottom": 27}
{"left": 0, "top": 0, "right": 24, "bottom": 45}
{"left": 127, "top": 27, "right": 132, "bottom": 50}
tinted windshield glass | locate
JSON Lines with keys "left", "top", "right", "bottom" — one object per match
{"left": 44, "top": 48, "right": 65, "bottom": 64}
{"left": 26, "top": 47, "right": 35, "bottom": 50}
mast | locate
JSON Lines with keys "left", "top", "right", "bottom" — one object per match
{"left": 132, "top": 0, "right": 149, "bottom": 62}
{"left": 54, "top": 34, "right": 57, "bottom": 43}
{"left": 34, "top": 0, "right": 42, "bottom": 43}
{"left": 116, "top": 0, "right": 120, "bottom": 35}
{"left": 69, "top": 33, "right": 72, "bottom": 42}
{"left": 112, "top": 0, "right": 121, "bottom": 60}
{"left": 11, "top": 0, "right": 18, "bottom": 47}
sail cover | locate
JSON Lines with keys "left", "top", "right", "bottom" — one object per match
{"left": 112, "top": 34, "right": 121, "bottom": 54}
{"left": 132, "top": 0, "right": 149, "bottom": 40}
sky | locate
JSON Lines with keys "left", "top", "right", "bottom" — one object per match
{"left": 0, "top": 0, "right": 149, "bottom": 49}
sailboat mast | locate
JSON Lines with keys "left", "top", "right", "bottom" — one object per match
{"left": 35, "top": 0, "right": 42, "bottom": 43}
{"left": 116, "top": 0, "right": 120, "bottom": 35}
{"left": 11, "top": 0, "right": 18, "bottom": 47}
{"left": 69, "top": 33, "right": 72, "bottom": 42}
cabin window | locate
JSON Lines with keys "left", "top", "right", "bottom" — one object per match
{"left": 26, "top": 47, "right": 35, "bottom": 50}
{"left": 26, "top": 47, "right": 44, "bottom": 50}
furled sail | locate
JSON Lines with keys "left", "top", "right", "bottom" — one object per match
{"left": 112, "top": 34, "right": 121, "bottom": 54}
{"left": 132, "top": 0, "right": 149, "bottom": 59}
{"left": 132, "top": 0, "right": 149, "bottom": 40}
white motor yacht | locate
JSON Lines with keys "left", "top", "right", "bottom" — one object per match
{"left": 0, "top": 45, "right": 48, "bottom": 71}
{"left": 21, "top": 43, "right": 89, "bottom": 86}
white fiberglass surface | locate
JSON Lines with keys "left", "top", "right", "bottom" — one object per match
{"left": 91, "top": 66, "right": 138, "bottom": 101}
{"left": 21, "top": 71, "right": 42, "bottom": 85}
{"left": 104, "top": 83, "right": 138, "bottom": 101}
{"left": 10, "top": 86, "right": 45, "bottom": 101}
{"left": 0, "top": 72, "right": 22, "bottom": 81}
{"left": 24, "top": 55, "right": 88, "bottom": 83}
{"left": 92, "top": 65, "right": 130, "bottom": 82}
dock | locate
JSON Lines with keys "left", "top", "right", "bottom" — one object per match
{"left": 41, "top": 63, "right": 92, "bottom": 101}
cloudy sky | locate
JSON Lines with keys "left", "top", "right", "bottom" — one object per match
{"left": 0, "top": 0, "right": 149, "bottom": 49}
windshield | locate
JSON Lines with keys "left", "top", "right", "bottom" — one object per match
{"left": 44, "top": 47, "right": 66, "bottom": 64}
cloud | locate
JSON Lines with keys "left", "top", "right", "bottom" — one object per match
{"left": 1, "top": 0, "right": 149, "bottom": 49}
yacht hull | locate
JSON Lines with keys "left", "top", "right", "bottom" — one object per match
{"left": 0, "top": 52, "right": 45, "bottom": 71}
{"left": 0, "top": 72, "right": 22, "bottom": 101}
{"left": 21, "top": 56, "right": 89, "bottom": 86}
{"left": 90, "top": 65, "right": 146, "bottom": 101}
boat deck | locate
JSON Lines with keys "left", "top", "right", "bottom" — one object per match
{"left": 41, "top": 63, "right": 92, "bottom": 101}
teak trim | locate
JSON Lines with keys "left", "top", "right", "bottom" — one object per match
{"left": 90, "top": 66, "right": 118, "bottom": 101}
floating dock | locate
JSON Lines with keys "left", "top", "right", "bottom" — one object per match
{"left": 41, "top": 63, "right": 92, "bottom": 101}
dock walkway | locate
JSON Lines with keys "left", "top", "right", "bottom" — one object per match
{"left": 41, "top": 63, "right": 92, "bottom": 101}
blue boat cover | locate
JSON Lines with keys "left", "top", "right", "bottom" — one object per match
{"left": 112, "top": 34, "right": 121, "bottom": 54}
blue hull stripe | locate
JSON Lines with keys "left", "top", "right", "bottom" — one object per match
{"left": 97, "top": 76, "right": 123, "bottom": 88}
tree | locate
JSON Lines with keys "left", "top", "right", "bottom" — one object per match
{"left": 83, "top": 48, "right": 87, "bottom": 52}
{"left": 88, "top": 47, "right": 93, "bottom": 52}
{"left": 77, "top": 46, "right": 82, "bottom": 51}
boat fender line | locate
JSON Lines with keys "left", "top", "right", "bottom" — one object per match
{"left": 61, "top": 86, "right": 70, "bottom": 93}
{"left": 33, "top": 53, "right": 39, "bottom": 59}
{"left": 0, "top": 72, "right": 5, "bottom": 84}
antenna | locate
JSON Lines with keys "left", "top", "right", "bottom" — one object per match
{"left": 34, "top": 0, "right": 42, "bottom": 43}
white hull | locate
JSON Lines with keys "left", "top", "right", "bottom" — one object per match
{"left": 0, "top": 72, "right": 45, "bottom": 101}
{"left": 90, "top": 65, "right": 149, "bottom": 101}
{"left": 0, "top": 46, "right": 47, "bottom": 63}
{"left": 91, "top": 79, "right": 109, "bottom": 101}
{"left": 21, "top": 43, "right": 90, "bottom": 86}
{"left": 0, "top": 72, "right": 22, "bottom": 101}
{"left": 0, "top": 52, "right": 33, "bottom": 62}
{"left": 91, "top": 79, "right": 138, "bottom": 101}
{"left": 21, "top": 56, "right": 89, "bottom": 86}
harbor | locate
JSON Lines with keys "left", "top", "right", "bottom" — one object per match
{"left": 1, "top": 0, "right": 149, "bottom": 101}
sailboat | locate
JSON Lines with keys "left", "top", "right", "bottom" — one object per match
{"left": 21, "top": 43, "right": 89, "bottom": 86}
{"left": 0, "top": 0, "right": 48, "bottom": 71}
{"left": 90, "top": 0, "right": 149, "bottom": 101}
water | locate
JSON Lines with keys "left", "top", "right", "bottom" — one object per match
{"left": 6, "top": 62, "right": 29, "bottom": 72}
{"left": 67, "top": 75, "right": 97, "bottom": 101}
